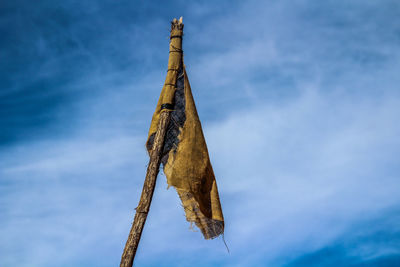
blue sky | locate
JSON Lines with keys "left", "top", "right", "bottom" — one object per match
{"left": 1, "top": 0, "right": 400, "bottom": 266}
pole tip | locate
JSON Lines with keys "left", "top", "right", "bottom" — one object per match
{"left": 172, "top": 17, "right": 183, "bottom": 25}
{"left": 171, "top": 17, "right": 184, "bottom": 30}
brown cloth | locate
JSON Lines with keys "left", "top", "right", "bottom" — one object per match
{"left": 146, "top": 19, "right": 224, "bottom": 239}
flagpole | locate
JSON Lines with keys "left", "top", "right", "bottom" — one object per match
{"left": 120, "top": 17, "right": 183, "bottom": 267}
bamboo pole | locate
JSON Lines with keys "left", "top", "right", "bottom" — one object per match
{"left": 120, "top": 17, "right": 183, "bottom": 267}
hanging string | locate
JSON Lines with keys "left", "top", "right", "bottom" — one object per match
{"left": 222, "top": 233, "right": 230, "bottom": 254}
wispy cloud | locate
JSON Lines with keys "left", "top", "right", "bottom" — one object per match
{"left": 206, "top": 88, "right": 400, "bottom": 265}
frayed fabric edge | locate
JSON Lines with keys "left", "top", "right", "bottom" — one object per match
{"left": 174, "top": 187, "right": 224, "bottom": 240}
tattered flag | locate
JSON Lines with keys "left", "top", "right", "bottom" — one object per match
{"left": 146, "top": 19, "right": 224, "bottom": 239}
